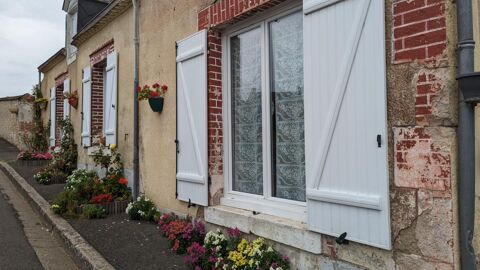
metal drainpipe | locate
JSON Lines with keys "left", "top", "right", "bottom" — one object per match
{"left": 132, "top": 0, "right": 140, "bottom": 200}
{"left": 457, "top": 0, "right": 476, "bottom": 269}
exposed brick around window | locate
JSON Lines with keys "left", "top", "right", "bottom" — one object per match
{"left": 55, "top": 84, "right": 64, "bottom": 146}
{"left": 91, "top": 61, "right": 105, "bottom": 141}
{"left": 392, "top": 0, "right": 447, "bottom": 63}
{"left": 198, "top": 0, "right": 287, "bottom": 30}
{"left": 90, "top": 39, "right": 114, "bottom": 66}
{"left": 198, "top": 0, "right": 285, "bottom": 176}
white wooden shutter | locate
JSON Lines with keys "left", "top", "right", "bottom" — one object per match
{"left": 63, "top": 78, "right": 70, "bottom": 119}
{"left": 49, "top": 87, "right": 56, "bottom": 147}
{"left": 81, "top": 66, "right": 92, "bottom": 147}
{"left": 104, "top": 52, "right": 118, "bottom": 146}
{"left": 304, "top": 0, "right": 391, "bottom": 249}
{"left": 176, "top": 30, "right": 208, "bottom": 206}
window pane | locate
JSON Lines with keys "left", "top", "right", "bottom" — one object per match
{"left": 269, "top": 11, "right": 305, "bottom": 201}
{"left": 231, "top": 28, "right": 263, "bottom": 195}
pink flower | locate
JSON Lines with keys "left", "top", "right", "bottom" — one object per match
{"left": 227, "top": 227, "right": 242, "bottom": 238}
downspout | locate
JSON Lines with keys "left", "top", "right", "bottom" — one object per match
{"left": 38, "top": 71, "right": 42, "bottom": 93}
{"left": 132, "top": 0, "right": 140, "bottom": 199}
{"left": 457, "top": 0, "right": 476, "bottom": 269}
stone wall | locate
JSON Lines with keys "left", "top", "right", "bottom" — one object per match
{"left": 0, "top": 94, "right": 34, "bottom": 150}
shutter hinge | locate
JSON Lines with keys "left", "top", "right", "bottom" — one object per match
{"left": 208, "top": 175, "right": 212, "bottom": 185}
{"left": 175, "top": 139, "right": 179, "bottom": 153}
{"left": 335, "top": 232, "right": 350, "bottom": 245}
{"left": 187, "top": 199, "right": 196, "bottom": 208}
{"left": 377, "top": 134, "right": 382, "bottom": 148}
{"left": 175, "top": 192, "right": 178, "bottom": 198}
{"left": 81, "top": 112, "right": 84, "bottom": 120}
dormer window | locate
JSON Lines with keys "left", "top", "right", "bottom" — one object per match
{"left": 65, "top": 0, "right": 78, "bottom": 64}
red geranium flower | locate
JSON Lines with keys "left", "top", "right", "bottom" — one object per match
{"left": 136, "top": 86, "right": 142, "bottom": 92}
{"left": 152, "top": 83, "right": 160, "bottom": 89}
{"left": 161, "top": 85, "right": 168, "bottom": 93}
{"left": 118, "top": 178, "right": 128, "bottom": 185}
{"left": 150, "top": 91, "right": 159, "bottom": 98}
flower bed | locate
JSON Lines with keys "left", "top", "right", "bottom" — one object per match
{"left": 17, "top": 151, "right": 52, "bottom": 167}
{"left": 76, "top": 199, "right": 130, "bottom": 215}
{"left": 51, "top": 145, "right": 131, "bottom": 219}
{"left": 156, "top": 213, "right": 291, "bottom": 270}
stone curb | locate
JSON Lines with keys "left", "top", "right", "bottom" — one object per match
{"left": 0, "top": 162, "right": 115, "bottom": 270}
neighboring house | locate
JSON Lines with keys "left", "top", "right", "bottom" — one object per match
{"left": 37, "top": 0, "right": 480, "bottom": 269}
{"left": 39, "top": 0, "right": 133, "bottom": 180}
{"left": 0, "top": 94, "right": 33, "bottom": 150}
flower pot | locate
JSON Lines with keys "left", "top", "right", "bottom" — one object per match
{"left": 148, "top": 97, "right": 164, "bottom": 113}
{"left": 68, "top": 98, "right": 78, "bottom": 109}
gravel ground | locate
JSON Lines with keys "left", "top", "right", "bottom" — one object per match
{"left": 1, "top": 140, "right": 188, "bottom": 270}
{"left": 9, "top": 161, "right": 65, "bottom": 204}
{"left": 68, "top": 215, "right": 188, "bottom": 270}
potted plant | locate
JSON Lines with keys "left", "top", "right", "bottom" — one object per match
{"left": 137, "top": 83, "right": 168, "bottom": 113}
{"left": 64, "top": 90, "right": 79, "bottom": 109}
{"left": 34, "top": 98, "right": 49, "bottom": 110}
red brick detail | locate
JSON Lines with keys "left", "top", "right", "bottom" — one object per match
{"left": 415, "top": 71, "right": 442, "bottom": 125}
{"left": 91, "top": 61, "right": 105, "bottom": 140}
{"left": 393, "top": 0, "right": 447, "bottom": 63}
{"left": 55, "top": 84, "right": 64, "bottom": 146}
{"left": 198, "top": 0, "right": 287, "bottom": 30}
{"left": 394, "top": 127, "right": 451, "bottom": 192}
{"left": 198, "top": 0, "right": 285, "bottom": 175}
{"left": 90, "top": 39, "right": 114, "bottom": 66}
{"left": 207, "top": 30, "right": 223, "bottom": 175}
{"left": 55, "top": 72, "right": 69, "bottom": 87}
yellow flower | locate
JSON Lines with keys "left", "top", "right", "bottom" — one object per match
{"left": 109, "top": 144, "right": 117, "bottom": 150}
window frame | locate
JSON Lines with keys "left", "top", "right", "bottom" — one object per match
{"left": 221, "top": 2, "right": 306, "bottom": 222}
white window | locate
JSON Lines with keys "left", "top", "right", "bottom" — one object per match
{"left": 66, "top": 1, "right": 78, "bottom": 64}
{"left": 223, "top": 6, "right": 306, "bottom": 221}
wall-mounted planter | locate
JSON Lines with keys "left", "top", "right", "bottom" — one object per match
{"left": 68, "top": 97, "right": 78, "bottom": 109}
{"left": 148, "top": 97, "right": 164, "bottom": 113}
{"left": 457, "top": 72, "right": 480, "bottom": 103}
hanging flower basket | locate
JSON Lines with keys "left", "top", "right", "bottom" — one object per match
{"left": 138, "top": 83, "right": 168, "bottom": 113}
{"left": 148, "top": 97, "right": 164, "bottom": 113}
{"left": 68, "top": 97, "right": 78, "bottom": 109}
{"left": 64, "top": 90, "right": 79, "bottom": 109}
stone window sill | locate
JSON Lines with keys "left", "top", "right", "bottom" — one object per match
{"left": 205, "top": 205, "right": 321, "bottom": 254}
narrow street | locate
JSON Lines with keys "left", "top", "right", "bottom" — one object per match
{"left": 0, "top": 146, "right": 78, "bottom": 270}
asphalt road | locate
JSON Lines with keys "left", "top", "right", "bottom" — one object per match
{"left": 0, "top": 183, "right": 44, "bottom": 270}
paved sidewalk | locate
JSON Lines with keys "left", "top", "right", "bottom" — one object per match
{"left": 0, "top": 169, "right": 78, "bottom": 270}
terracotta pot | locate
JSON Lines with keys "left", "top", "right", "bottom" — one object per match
{"left": 68, "top": 97, "right": 78, "bottom": 109}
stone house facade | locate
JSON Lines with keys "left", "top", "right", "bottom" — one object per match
{"left": 37, "top": 0, "right": 480, "bottom": 269}
{"left": 0, "top": 94, "right": 33, "bottom": 150}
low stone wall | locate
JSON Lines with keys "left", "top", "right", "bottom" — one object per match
{"left": 0, "top": 94, "right": 33, "bottom": 150}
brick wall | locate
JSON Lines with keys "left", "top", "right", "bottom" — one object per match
{"left": 88, "top": 40, "right": 114, "bottom": 144}
{"left": 55, "top": 84, "right": 64, "bottom": 145}
{"left": 91, "top": 62, "right": 105, "bottom": 140}
{"left": 393, "top": 0, "right": 447, "bottom": 63}
{"left": 391, "top": 0, "right": 455, "bottom": 268}
{"left": 198, "top": 0, "right": 286, "bottom": 175}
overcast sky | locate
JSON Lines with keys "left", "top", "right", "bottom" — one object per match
{"left": 0, "top": 0, "right": 65, "bottom": 97}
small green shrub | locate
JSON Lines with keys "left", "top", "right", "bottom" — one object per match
{"left": 82, "top": 204, "right": 106, "bottom": 219}
{"left": 126, "top": 196, "right": 159, "bottom": 222}
{"left": 34, "top": 170, "right": 52, "bottom": 185}
{"left": 51, "top": 189, "right": 80, "bottom": 217}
